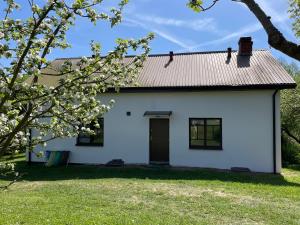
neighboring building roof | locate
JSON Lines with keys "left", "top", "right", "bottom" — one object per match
{"left": 39, "top": 49, "right": 296, "bottom": 91}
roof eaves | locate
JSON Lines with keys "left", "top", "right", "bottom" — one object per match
{"left": 106, "top": 83, "right": 296, "bottom": 93}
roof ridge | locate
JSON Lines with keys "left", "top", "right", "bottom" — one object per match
{"left": 54, "top": 49, "right": 269, "bottom": 60}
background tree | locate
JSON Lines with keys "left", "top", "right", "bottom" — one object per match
{"left": 281, "top": 61, "right": 300, "bottom": 164}
{"left": 187, "top": 0, "right": 300, "bottom": 61}
{"left": 0, "top": 0, "right": 153, "bottom": 159}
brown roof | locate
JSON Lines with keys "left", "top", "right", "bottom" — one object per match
{"left": 39, "top": 49, "right": 296, "bottom": 91}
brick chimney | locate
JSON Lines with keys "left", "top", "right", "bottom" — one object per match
{"left": 238, "top": 37, "right": 253, "bottom": 56}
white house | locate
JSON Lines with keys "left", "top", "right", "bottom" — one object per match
{"left": 28, "top": 37, "right": 296, "bottom": 173}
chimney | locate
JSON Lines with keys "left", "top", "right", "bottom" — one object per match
{"left": 169, "top": 51, "right": 174, "bottom": 61}
{"left": 227, "top": 47, "right": 232, "bottom": 59}
{"left": 238, "top": 37, "right": 253, "bottom": 56}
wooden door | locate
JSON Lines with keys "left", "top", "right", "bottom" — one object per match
{"left": 149, "top": 119, "right": 169, "bottom": 163}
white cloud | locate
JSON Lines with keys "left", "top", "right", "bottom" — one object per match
{"left": 122, "top": 0, "right": 294, "bottom": 53}
{"left": 135, "top": 15, "right": 218, "bottom": 33}
{"left": 124, "top": 18, "right": 194, "bottom": 50}
{"left": 152, "top": 28, "right": 193, "bottom": 50}
{"left": 185, "top": 23, "right": 262, "bottom": 50}
{"left": 123, "top": 14, "right": 223, "bottom": 50}
{"left": 187, "top": 0, "right": 293, "bottom": 51}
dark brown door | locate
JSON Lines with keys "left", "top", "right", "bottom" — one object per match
{"left": 149, "top": 118, "right": 169, "bottom": 163}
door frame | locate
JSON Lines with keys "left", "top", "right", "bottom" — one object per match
{"left": 149, "top": 118, "right": 170, "bottom": 165}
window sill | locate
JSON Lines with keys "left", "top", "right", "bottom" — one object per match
{"left": 76, "top": 143, "right": 103, "bottom": 147}
{"left": 189, "top": 146, "right": 223, "bottom": 151}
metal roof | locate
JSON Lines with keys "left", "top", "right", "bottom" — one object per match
{"left": 39, "top": 50, "right": 296, "bottom": 90}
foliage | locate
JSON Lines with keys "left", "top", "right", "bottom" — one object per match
{"left": 187, "top": 0, "right": 203, "bottom": 12}
{"left": 0, "top": 0, "right": 154, "bottom": 156}
{"left": 187, "top": 0, "right": 218, "bottom": 12}
{"left": 0, "top": 156, "right": 19, "bottom": 189}
{"left": 0, "top": 161, "right": 15, "bottom": 177}
{"left": 0, "top": 156, "right": 300, "bottom": 224}
{"left": 282, "top": 135, "right": 300, "bottom": 165}
{"left": 281, "top": 63, "right": 300, "bottom": 144}
{"left": 281, "top": 61, "right": 300, "bottom": 165}
{"left": 289, "top": 0, "right": 300, "bottom": 38}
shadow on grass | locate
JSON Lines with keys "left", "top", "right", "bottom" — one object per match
{"left": 1, "top": 161, "right": 299, "bottom": 188}
{"left": 0, "top": 154, "right": 26, "bottom": 162}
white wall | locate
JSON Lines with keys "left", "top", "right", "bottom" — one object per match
{"left": 31, "top": 90, "right": 280, "bottom": 173}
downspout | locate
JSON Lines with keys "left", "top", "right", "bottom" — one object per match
{"left": 28, "top": 128, "right": 32, "bottom": 165}
{"left": 272, "top": 90, "right": 279, "bottom": 174}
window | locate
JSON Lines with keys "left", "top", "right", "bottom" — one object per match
{"left": 77, "top": 118, "right": 104, "bottom": 146}
{"left": 189, "top": 118, "right": 222, "bottom": 150}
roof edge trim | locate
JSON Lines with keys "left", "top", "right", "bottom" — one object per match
{"left": 54, "top": 49, "right": 269, "bottom": 61}
{"left": 106, "top": 83, "right": 296, "bottom": 93}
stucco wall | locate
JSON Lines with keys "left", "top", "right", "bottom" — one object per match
{"left": 31, "top": 90, "right": 280, "bottom": 173}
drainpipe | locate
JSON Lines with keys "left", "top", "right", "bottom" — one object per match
{"left": 272, "top": 90, "right": 279, "bottom": 174}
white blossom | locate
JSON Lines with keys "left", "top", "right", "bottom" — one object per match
{"left": 0, "top": 0, "right": 153, "bottom": 163}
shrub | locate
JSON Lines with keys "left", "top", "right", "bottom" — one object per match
{"left": 282, "top": 135, "right": 300, "bottom": 166}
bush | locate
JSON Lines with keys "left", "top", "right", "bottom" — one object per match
{"left": 282, "top": 135, "right": 300, "bottom": 166}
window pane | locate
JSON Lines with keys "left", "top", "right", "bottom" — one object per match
{"left": 206, "top": 126, "right": 221, "bottom": 147}
{"left": 197, "top": 125, "right": 204, "bottom": 140}
{"left": 207, "top": 140, "right": 221, "bottom": 146}
{"left": 78, "top": 137, "right": 91, "bottom": 143}
{"left": 78, "top": 131, "right": 90, "bottom": 142}
{"left": 206, "top": 126, "right": 214, "bottom": 139}
{"left": 191, "top": 119, "right": 204, "bottom": 126}
{"left": 213, "top": 126, "right": 221, "bottom": 141}
{"left": 190, "top": 126, "right": 197, "bottom": 140}
{"left": 191, "top": 140, "right": 204, "bottom": 146}
{"left": 92, "top": 134, "right": 103, "bottom": 144}
{"left": 189, "top": 118, "right": 222, "bottom": 149}
{"left": 207, "top": 119, "right": 220, "bottom": 126}
{"left": 91, "top": 119, "right": 104, "bottom": 145}
{"left": 78, "top": 132, "right": 89, "bottom": 138}
{"left": 78, "top": 118, "right": 104, "bottom": 145}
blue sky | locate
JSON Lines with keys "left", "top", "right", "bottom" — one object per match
{"left": 56, "top": 0, "right": 298, "bottom": 64}
{"left": 4, "top": 0, "right": 300, "bottom": 65}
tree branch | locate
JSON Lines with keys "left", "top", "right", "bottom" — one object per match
{"left": 200, "top": 0, "right": 219, "bottom": 11}
{"left": 282, "top": 127, "right": 300, "bottom": 144}
{"left": 0, "top": 3, "right": 55, "bottom": 110}
{"left": 240, "top": 0, "right": 300, "bottom": 61}
{"left": 0, "top": 173, "right": 24, "bottom": 190}
{"left": 0, "top": 104, "right": 33, "bottom": 156}
{"left": 32, "top": 17, "right": 70, "bottom": 84}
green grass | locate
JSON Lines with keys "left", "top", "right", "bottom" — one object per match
{"left": 1, "top": 155, "right": 300, "bottom": 225}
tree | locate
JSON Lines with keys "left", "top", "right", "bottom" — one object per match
{"left": 0, "top": 0, "right": 154, "bottom": 158}
{"left": 281, "top": 62, "right": 300, "bottom": 145}
{"left": 187, "top": 0, "right": 300, "bottom": 61}
{"left": 280, "top": 61, "right": 300, "bottom": 165}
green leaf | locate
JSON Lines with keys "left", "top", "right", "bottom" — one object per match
{"left": 187, "top": 0, "right": 203, "bottom": 13}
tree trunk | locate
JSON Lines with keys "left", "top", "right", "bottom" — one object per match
{"left": 241, "top": 0, "right": 300, "bottom": 61}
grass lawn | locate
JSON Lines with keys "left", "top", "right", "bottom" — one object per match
{"left": 1, "top": 155, "right": 300, "bottom": 225}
